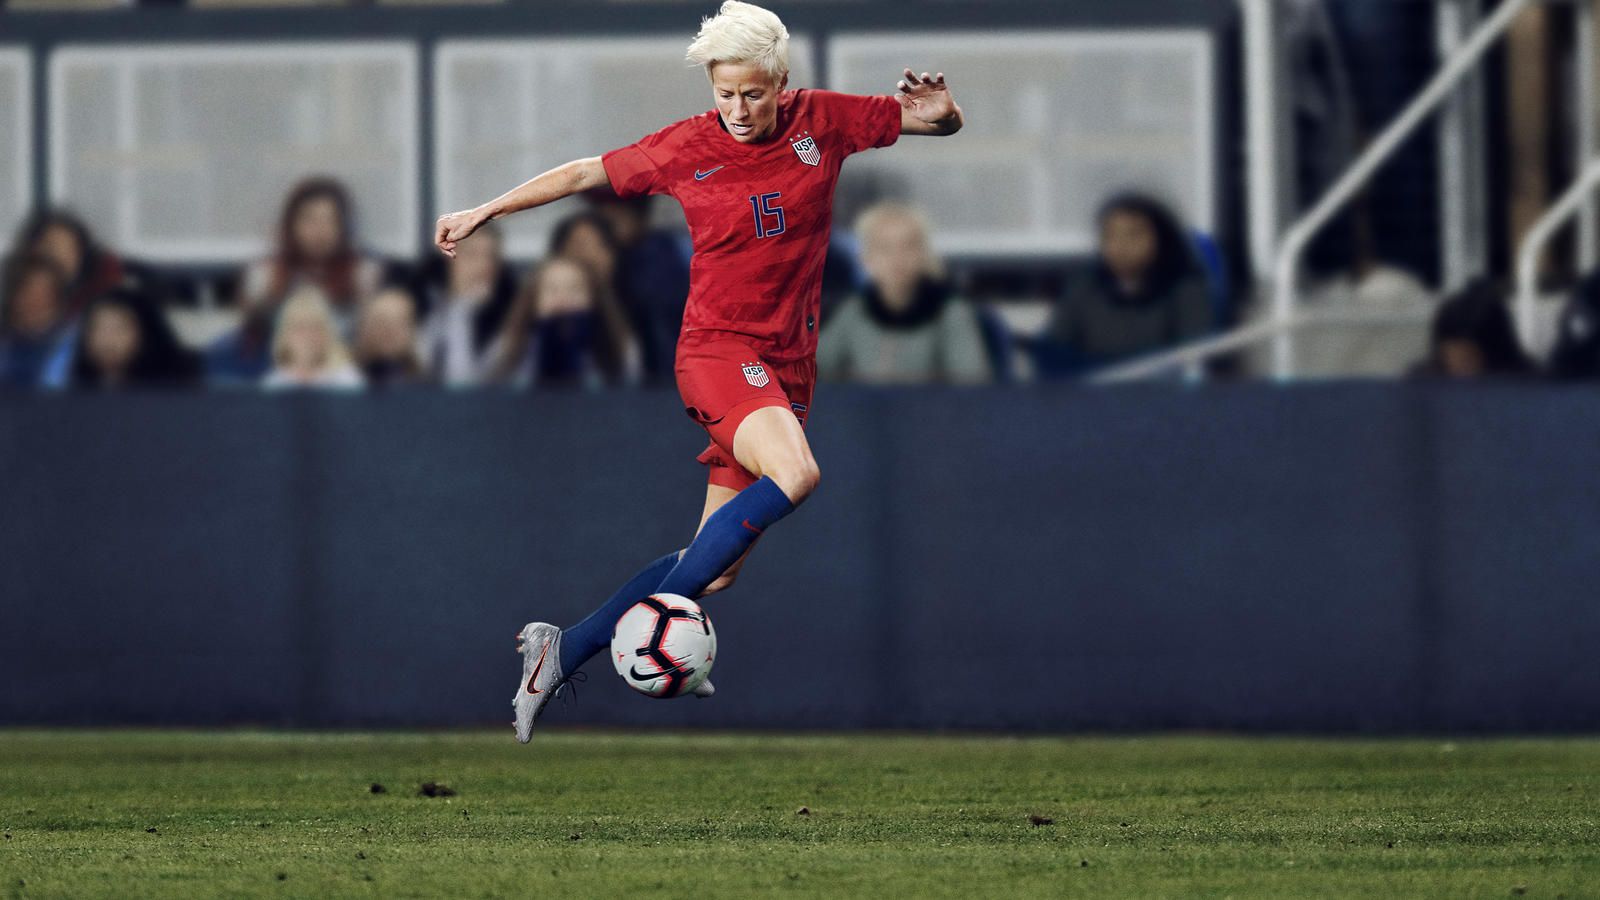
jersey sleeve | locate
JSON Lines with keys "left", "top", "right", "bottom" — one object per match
{"left": 601, "top": 119, "right": 690, "bottom": 198}
{"left": 809, "top": 90, "right": 902, "bottom": 156}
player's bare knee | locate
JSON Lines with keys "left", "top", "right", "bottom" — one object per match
{"left": 768, "top": 457, "right": 820, "bottom": 505}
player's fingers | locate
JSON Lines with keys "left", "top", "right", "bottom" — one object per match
{"left": 920, "top": 72, "right": 933, "bottom": 84}
{"left": 897, "top": 79, "right": 914, "bottom": 94}
{"left": 935, "top": 72, "right": 946, "bottom": 84}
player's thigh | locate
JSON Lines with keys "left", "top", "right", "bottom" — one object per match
{"left": 730, "top": 405, "right": 819, "bottom": 502}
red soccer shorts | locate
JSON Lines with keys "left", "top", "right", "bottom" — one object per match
{"left": 675, "top": 335, "right": 815, "bottom": 491}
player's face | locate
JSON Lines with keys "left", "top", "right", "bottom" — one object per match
{"left": 709, "top": 62, "right": 788, "bottom": 143}
{"left": 85, "top": 303, "right": 142, "bottom": 376}
{"left": 1099, "top": 210, "right": 1158, "bottom": 285}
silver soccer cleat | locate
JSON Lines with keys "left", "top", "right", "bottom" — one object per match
{"left": 691, "top": 679, "right": 715, "bottom": 698}
{"left": 513, "top": 622, "right": 564, "bottom": 743}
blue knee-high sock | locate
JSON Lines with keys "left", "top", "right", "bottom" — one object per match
{"left": 560, "top": 552, "right": 679, "bottom": 679}
{"left": 556, "top": 478, "right": 795, "bottom": 679}
{"left": 655, "top": 476, "right": 795, "bottom": 599}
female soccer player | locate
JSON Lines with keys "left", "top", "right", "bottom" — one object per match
{"left": 434, "top": 0, "right": 964, "bottom": 742}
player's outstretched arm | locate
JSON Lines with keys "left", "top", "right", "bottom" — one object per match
{"left": 896, "top": 69, "right": 964, "bottom": 137}
{"left": 434, "top": 156, "right": 610, "bottom": 257}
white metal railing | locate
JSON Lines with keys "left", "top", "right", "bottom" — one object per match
{"left": 1436, "top": 0, "right": 1490, "bottom": 294}
{"left": 1577, "top": 0, "right": 1600, "bottom": 268}
{"left": 1267, "top": 0, "right": 1537, "bottom": 377}
{"left": 1091, "top": 305, "right": 1434, "bottom": 384}
{"left": 1515, "top": 157, "right": 1600, "bottom": 341}
{"left": 1242, "top": 0, "right": 1291, "bottom": 284}
{"left": 1112, "top": 0, "right": 1548, "bottom": 383}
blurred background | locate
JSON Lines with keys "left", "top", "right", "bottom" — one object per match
{"left": 2, "top": 0, "right": 1598, "bottom": 733}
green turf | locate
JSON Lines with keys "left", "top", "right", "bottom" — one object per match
{"left": 2, "top": 731, "right": 1598, "bottom": 898}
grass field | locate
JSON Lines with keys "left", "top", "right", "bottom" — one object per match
{"left": 2, "top": 730, "right": 1597, "bottom": 898}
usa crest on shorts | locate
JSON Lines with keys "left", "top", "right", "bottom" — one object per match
{"left": 741, "top": 362, "right": 770, "bottom": 388}
{"left": 790, "top": 131, "right": 821, "bottom": 167}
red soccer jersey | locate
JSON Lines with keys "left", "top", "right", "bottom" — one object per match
{"left": 602, "top": 89, "right": 901, "bottom": 362}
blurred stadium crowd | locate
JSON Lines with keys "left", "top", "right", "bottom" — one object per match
{"left": 8, "top": 173, "right": 1596, "bottom": 393}
{"left": 8, "top": 0, "right": 1600, "bottom": 390}
{"left": 0, "top": 179, "right": 1207, "bottom": 390}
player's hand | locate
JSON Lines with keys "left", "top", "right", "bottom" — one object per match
{"left": 434, "top": 207, "right": 490, "bottom": 258}
{"left": 895, "top": 68, "right": 957, "bottom": 124}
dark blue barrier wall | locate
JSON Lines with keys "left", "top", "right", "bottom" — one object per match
{"left": 2, "top": 384, "right": 1597, "bottom": 732}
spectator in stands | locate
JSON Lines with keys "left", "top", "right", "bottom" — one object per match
{"left": 817, "top": 203, "right": 990, "bottom": 384}
{"left": 1548, "top": 270, "right": 1600, "bottom": 379}
{"left": 239, "top": 177, "right": 384, "bottom": 329}
{"left": 354, "top": 286, "right": 427, "bottom": 389}
{"left": 68, "top": 288, "right": 200, "bottom": 390}
{"left": 1042, "top": 193, "right": 1211, "bottom": 371}
{"left": 204, "top": 297, "right": 276, "bottom": 386}
{"left": 583, "top": 192, "right": 690, "bottom": 381}
{"left": 488, "top": 256, "right": 638, "bottom": 389}
{"left": 214, "top": 178, "right": 382, "bottom": 384}
{"left": 9, "top": 210, "right": 127, "bottom": 321}
{"left": 416, "top": 224, "right": 518, "bottom": 387}
{"left": 1412, "top": 282, "right": 1534, "bottom": 379}
{"left": 547, "top": 212, "right": 644, "bottom": 379}
{"left": 262, "top": 286, "right": 363, "bottom": 391}
{"left": 550, "top": 211, "right": 618, "bottom": 290}
{"left": 0, "top": 254, "right": 74, "bottom": 388}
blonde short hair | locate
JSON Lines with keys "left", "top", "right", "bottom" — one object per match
{"left": 686, "top": 1, "right": 790, "bottom": 81}
{"left": 272, "top": 285, "right": 353, "bottom": 371}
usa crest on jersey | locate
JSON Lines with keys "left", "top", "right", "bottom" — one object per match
{"left": 790, "top": 131, "right": 821, "bottom": 167}
{"left": 741, "top": 362, "right": 770, "bottom": 387}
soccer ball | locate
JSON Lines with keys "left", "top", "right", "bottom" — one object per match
{"left": 610, "top": 593, "right": 717, "bottom": 699}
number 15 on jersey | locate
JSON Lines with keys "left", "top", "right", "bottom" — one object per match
{"left": 749, "top": 192, "right": 786, "bottom": 239}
